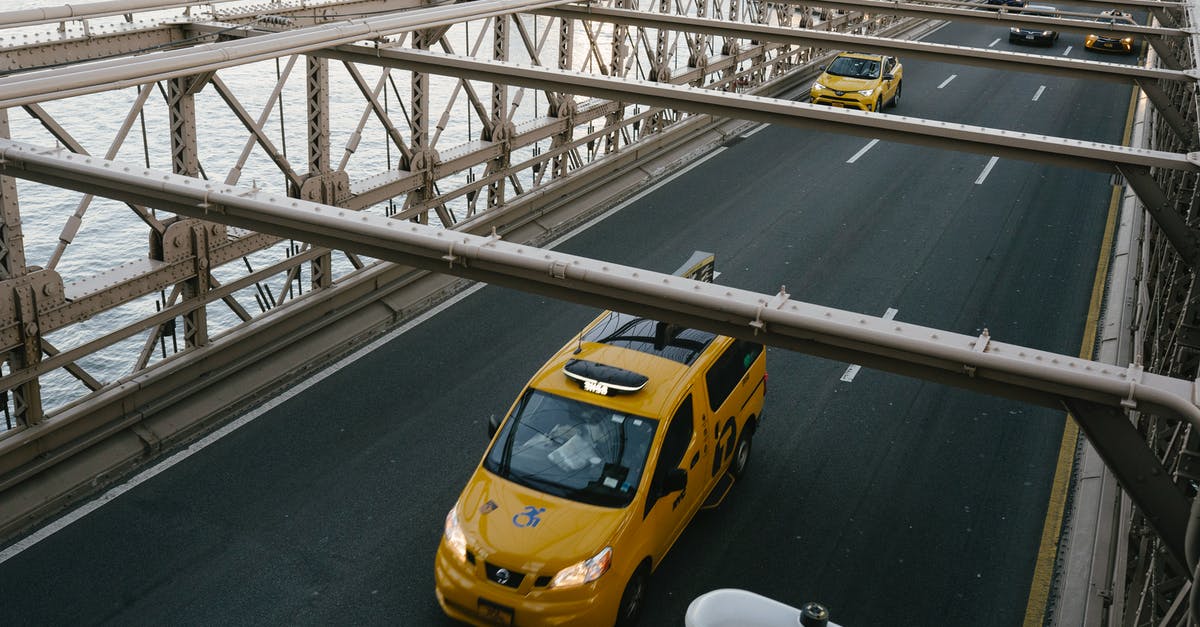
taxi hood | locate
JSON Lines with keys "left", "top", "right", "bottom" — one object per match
{"left": 819, "top": 73, "right": 879, "bottom": 92}
{"left": 457, "top": 469, "right": 630, "bottom": 573}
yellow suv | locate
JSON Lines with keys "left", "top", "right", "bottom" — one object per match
{"left": 810, "top": 52, "right": 902, "bottom": 112}
{"left": 1085, "top": 9, "right": 1137, "bottom": 53}
{"left": 435, "top": 256, "right": 768, "bottom": 627}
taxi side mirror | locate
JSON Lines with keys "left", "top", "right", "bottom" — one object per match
{"left": 487, "top": 414, "right": 502, "bottom": 439}
{"left": 883, "top": 73, "right": 895, "bottom": 81}
{"left": 660, "top": 468, "right": 687, "bottom": 496}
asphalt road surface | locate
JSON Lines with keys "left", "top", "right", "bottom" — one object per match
{"left": 1, "top": 9, "right": 1140, "bottom": 627}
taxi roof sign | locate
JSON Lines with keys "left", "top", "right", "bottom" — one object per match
{"left": 562, "top": 359, "right": 649, "bottom": 396}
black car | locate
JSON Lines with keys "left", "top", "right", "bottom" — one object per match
{"left": 1010, "top": 5, "right": 1059, "bottom": 46}
{"left": 987, "top": 0, "right": 1027, "bottom": 7}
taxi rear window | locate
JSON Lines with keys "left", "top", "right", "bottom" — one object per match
{"left": 582, "top": 312, "right": 716, "bottom": 365}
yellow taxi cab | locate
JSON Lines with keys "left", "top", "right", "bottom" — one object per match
{"left": 435, "top": 255, "right": 768, "bottom": 627}
{"left": 809, "top": 51, "right": 902, "bottom": 112}
{"left": 1085, "top": 9, "right": 1137, "bottom": 53}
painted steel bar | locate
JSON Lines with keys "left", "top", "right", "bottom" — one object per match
{"left": 0, "top": 0, "right": 215, "bottom": 28}
{"left": 772, "top": 0, "right": 1185, "bottom": 37}
{"left": 326, "top": 46, "right": 1193, "bottom": 174}
{"left": 539, "top": 5, "right": 1190, "bottom": 85}
{"left": 0, "top": 0, "right": 578, "bottom": 108}
{"left": 0, "top": 136, "right": 1196, "bottom": 425}
{"left": 908, "top": 0, "right": 1184, "bottom": 11}
{"left": 1065, "top": 399, "right": 1189, "bottom": 571}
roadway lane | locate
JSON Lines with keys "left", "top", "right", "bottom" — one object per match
{"left": 0, "top": 14, "right": 1138, "bottom": 627}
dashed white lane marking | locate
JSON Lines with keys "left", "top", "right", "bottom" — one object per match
{"left": 1062, "top": 45, "right": 1073, "bottom": 55}
{"left": 988, "top": 38, "right": 1001, "bottom": 47}
{"left": 938, "top": 75, "right": 957, "bottom": 89}
{"left": 841, "top": 308, "right": 899, "bottom": 382}
{"left": 847, "top": 139, "right": 880, "bottom": 164}
{"left": 1033, "top": 85, "right": 1046, "bottom": 101}
{"left": 976, "top": 156, "right": 1000, "bottom": 184}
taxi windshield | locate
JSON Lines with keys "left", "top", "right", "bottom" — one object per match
{"left": 825, "top": 56, "right": 880, "bottom": 79}
{"left": 484, "top": 389, "right": 658, "bottom": 508}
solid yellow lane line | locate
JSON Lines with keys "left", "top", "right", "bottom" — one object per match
{"left": 1021, "top": 86, "right": 1136, "bottom": 626}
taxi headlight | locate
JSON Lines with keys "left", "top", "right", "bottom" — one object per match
{"left": 443, "top": 505, "right": 468, "bottom": 562}
{"left": 549, "top": 546, "right": 612, "bottom": 588}
{"left": 857, "top": 89, "right": 875, "bottom": 97}
{"left": 812, "top": 81, "right": 826, "bottom": 91}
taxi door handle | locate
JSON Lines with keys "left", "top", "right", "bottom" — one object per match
{"left": 690, "top": 452, "right": 700, "bottom": 468}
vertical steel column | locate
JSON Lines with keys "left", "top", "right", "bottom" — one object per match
{"left": 305, "top": 55, "right": 334, "bottom": 288}
{"left": 167, "top": 76, "right": 209, "bottom": 348}
{"left": 691, "top": 0, "right": 709, "bottom": 87}
{"left": 551, "top": 17, "right": 576, "bottom": 180}
{"left": 0, "top": 108, "right": 40, "bottom": 426}
{"left": 604, "top": 0, "right": 630, "bottom": 154}
{"left": 485, "top": 16, "right": 511, "bottom": 210}
{"left": 721, "top": 0, "right": 741, "bottom": 89}
{"left": 408, "top": 28, "right": 445, "bottom": 225}
{"left": 647, "top": 0, "right": 673, "bottom": 134}
{"left": 0, "top": 110, "right": 26, "bottom": 281}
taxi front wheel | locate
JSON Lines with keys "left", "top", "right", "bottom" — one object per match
{"left": 615, "top": 566, "right": 649, "bottom": 626}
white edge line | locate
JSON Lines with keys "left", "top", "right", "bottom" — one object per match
{"left": 0, "top": 144, "right": 732, "bottom": 564}
{"left": 938, "top": 74, "right": 957, "bottom": 89}
{"left": 847, "top": 138, "right": 880, "bottom": 164}
{"left": 1032, "top": 85, "right": 1046, "bottom": 101}
{"left": 1062, "top": 45, "right": 1073, "bottom": 55}
{"left": 988, "top": 38, "right": 1001, "bottom": 48}
{"left": 740, "top": 124, "right": 768, "bottom": 138}
{"left": 975, "top": 156, "right": 1000, "bottom": 185}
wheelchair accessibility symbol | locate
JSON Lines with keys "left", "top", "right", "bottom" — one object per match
{"left": 512, "top": 505, "right": 546, "bottom": 528}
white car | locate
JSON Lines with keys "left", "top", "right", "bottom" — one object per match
{"left": 685, "top": 589, "right": 845, "bottom": 627}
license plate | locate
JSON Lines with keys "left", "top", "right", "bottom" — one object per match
{"left": 1024, "top": 35, "right": 1034, "bottom": 39}
{"left": 477, "top": 599, "right": 514, "bottom": 625}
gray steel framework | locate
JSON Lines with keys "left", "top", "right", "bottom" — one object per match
{"left": 0, "top": 0, "right": 1194, "bottom": 623}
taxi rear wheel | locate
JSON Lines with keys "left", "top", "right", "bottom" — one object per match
{"left": 616, "top": 566, "right": 649, "bottom": 626}
{"left": 730, "top": 428, "right": 754, "bottom": 479}
{"left": 889, "top": 82, "right": 902, "bottom": 108}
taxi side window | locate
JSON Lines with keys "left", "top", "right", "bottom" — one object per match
{"left": 704, "top": 340, "right": 764, "bottom": 412}
{"left": 660, "top": 395, "right": 694, "bottom": 468}
{"left": 646, "top": 396, "right": 694, "bottom": 517}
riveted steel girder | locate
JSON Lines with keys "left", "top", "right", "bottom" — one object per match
{"left": 323, "top": 46, "right": 1194, "bottom": 174}
{"left": 0, "top": 0, "right": 579, "bottom": 108}
{"left": 2, "top": 135, "right": 1198, "bottom": 437}
{"left": 770, "top": 0, "right": 1184, "bottom": 38}
{"left": 538, "top": 4, "right": 1189, "bottom": 85}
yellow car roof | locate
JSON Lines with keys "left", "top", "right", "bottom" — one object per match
{"left": 836, "top": 51, "right": 885, "bottom": 61}
{"left": 528, "top": 312, "right": 715, "bottom": 418}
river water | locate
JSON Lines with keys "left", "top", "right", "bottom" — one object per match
{"left": 2, "top": 0, "right": 630, "bottom": 417}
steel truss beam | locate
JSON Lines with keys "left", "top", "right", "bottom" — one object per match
{"left": 539, "top": 4, "right": 1189, "bottom": 85}
{"left": 0, "top": 0, "right": 578, "bottom": 107}
{"left": 329, "top": 47, "right": 1191, "bottom": 174}
{"left": 1, "top": 135, "right": 1197, "bottom": 564}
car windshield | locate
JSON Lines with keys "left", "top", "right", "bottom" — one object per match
{"left": 825, "top": 56, "right": 881, "bottom": 79}
{"left": 484, "top": 389, "right": 658, "bottom": 508}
